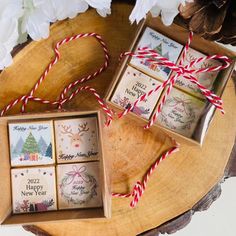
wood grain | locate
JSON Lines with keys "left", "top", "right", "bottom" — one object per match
{"left": 22, "top": 139, "right": 236, "bottom": 236}
{"left": 0, "top": 2, "right": 235, "bottom": 236}
{"left": 139, "top": 137, "right": 236, "bottom": 236}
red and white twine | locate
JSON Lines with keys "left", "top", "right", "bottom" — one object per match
{"left": 0, "top": 31, "right": 180, "bottom": 209}
{"left": 112, "top": 32, "right": 231, "bottom": 208}
{"left": 118, "top": 32, "right": 232, "bottom": 129}
{"left": 2, "top": 31, "right": 228, "bottom": 209}
{"left": 112, "top": 140, "right": 179, "bottom": 208}
{"left": 0, "top": 33, "right": 113, "bottom": 125}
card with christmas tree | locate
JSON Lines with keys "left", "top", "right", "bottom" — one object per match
{"left": 130, "top": 27, "right": 183, "bottom": 81}
{"left": 11, "top": 166, "right": 57, "bottom": 214}
{"left": 8, "top": 121, "right": 55, "bottom": 167}
{"left": 111, "top": 65, "right": 163, "bottom": 120}
{"left": 57, "top": 162, "right": 102, "bottom": 209}
{"left": 54, "top": 116, "right": 99, "bottom": 163}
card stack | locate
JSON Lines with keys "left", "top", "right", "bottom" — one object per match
{"left": 107, "top": 26, "right": 222, "bottom": 139}
{"left": 9, "top": 115, "right": 102, "bottom": 214}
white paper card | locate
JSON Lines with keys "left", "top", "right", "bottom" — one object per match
{"left": 57, "top": 162, "right": 102, "bottom": 209}
{"left": 130, "top": 27, "right": 183, "bottom": 81}
{"left": 111, "top": 66, "right": 163, "bottom": 119}
{"left": 9, "top": 121, "right": 54, "bottom": 167}
{"left": 54, "top": 117, "right": 99, "bottom": 163}
{"left": 175, "top": 47, "right": 222, "bottom": 98}
{"left": 157, "top": 88, "right": 205, "bottom": 137}
{"left": 11, "top": 166, "right": 57, "bottom": 214}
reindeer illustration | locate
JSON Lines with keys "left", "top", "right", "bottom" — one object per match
{"left": 61, "top": 122, "right": 89, "bottom": 148}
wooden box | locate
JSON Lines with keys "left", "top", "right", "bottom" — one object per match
{"left": 0, "top": 110, "right": 111, "bottom": 225}
{"left": 105, "top": 17, "right": 236, "bottom": 145}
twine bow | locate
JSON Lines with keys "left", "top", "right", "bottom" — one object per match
{"left": 65, "top": 165, "right": 90, "bottom": 185}
{"left": 118, "top": 32, "right": 232, "bottom": 129}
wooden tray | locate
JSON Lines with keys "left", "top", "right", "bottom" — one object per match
{"left": 0, "top": 2, "right": 236, "bottom": 235}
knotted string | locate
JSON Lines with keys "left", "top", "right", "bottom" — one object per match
{"left": 118, "top": 32, "right": 232, "bottom": 129}
{"left": 112, "top": 31, "right": 231, "bottom": 208}
{"left": 112, "top": 140, "right": 179, "bottom": 208}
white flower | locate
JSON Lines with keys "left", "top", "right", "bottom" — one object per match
{"left": 20, "top": 0, "right": 112, "bottom": 41}
{"left": 129, "top": 0, "right": 156, "bottom": 24}
{"left": 86, "top": 0, "right": 111, "bottom": 17}
{"left": 20, "top": 0, "right": 51, "bottom": 41}
{"left": 130, "top": 0, "right": 193, "bottom": 26}
{"left": 0, "top": 0, "right": 23, "bottom": 70}
{"left": 40, "top": 0, "right": 88, "bottom": 22}
{"left": 38, "top": 0, "right": 111, "bottom": 22}
{"left": 0, "top": 0, "right": 112, "bottom": 69}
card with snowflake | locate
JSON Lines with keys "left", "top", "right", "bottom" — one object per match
{"left": 11, "top": 166, "right": 57, "bottom": 214}
{"left": 111, "top": 66, "right": 163, "bottom": 120}
{"left": 130, "top": 27, "right": 183, "bottom": 81}
{"left": 157, "top": 88, "right": 206, "bottom": 137}
{"left": 8, "top": 121, "right": 55, "bottom": 167}
{"left": 57, "top": 162, "right": 102, "bottom": 209}
{"left": 54, "top": 116, "right": 99, "bottom": 163}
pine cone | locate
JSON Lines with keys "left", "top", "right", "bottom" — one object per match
{"left": 179, "top": 0, "right": 236, "bottom": 45}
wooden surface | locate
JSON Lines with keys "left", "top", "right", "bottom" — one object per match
{"left": 139, "top": 136, "right": 236, "bottom": 236}
{"left": 0, "top": 2, "right": 236, "bottom": 236}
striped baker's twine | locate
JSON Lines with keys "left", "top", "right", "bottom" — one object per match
{"left": 112, "top": 139, "right": 180, "bottom": 208}
{"left": 0, "top": 33, "right": 113, "bottom": 125}
{"left": 118, "top": 32, "right": 232, "bottom": 128}
{"left": 56, "top": 33, "right": 109, "bottom": 109}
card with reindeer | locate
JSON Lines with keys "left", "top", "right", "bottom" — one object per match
{"left": 11, "top": 166, "right": 57, "bottom": 214}
{"left": 175, "top": 47, "right": 222, "bottom": 99}
{"left": 56, "top": 162, "right": 102, "bottom": 209}
{"left": 8, "top": 120, "right": 55, "bottom": 167}
{"left": 54, "top": 117, "right": 99, "bottom": 163}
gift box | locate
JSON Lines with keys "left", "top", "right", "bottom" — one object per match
{"left": 105, "top": 17, "right": 236, "bottom": 145}
{"left": 0, "top": 110, "right": 111, "bottom": 225}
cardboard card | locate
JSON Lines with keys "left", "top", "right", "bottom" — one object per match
{"left": 130, "top": 27, "right": 183, "bottom": 81}
{"left": 8, "top": 121, "right": 55, "bottom": 167}
{"left": 11, "top": 166, "right": 57, "bottom": 214}
{"left": 175, "top": 47, "right": 222, "bottom": 98}
{"left": 111, "top": 66, "right": 163, "bottom": 120}
{"left": 57, "top": 162, "right": 102, "bottom": 209}
{"left": 54, "top": 117, "right": 99, "bottom": 163}
{"left": 157, "top": 88, "right": 206, "bottom": 137}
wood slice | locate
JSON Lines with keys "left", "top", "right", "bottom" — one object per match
{"left": 0, "top": 2, "right": 236, "bottom": 236}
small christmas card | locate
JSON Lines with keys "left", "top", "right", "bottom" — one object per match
{"left": 8, "top": 121, "right": 54, "bottom": 167}
{"left": 54, "top": 117, "right": 99, "bottom": 163}
{"left": 130, "top": 27, "right": 183, "bottom": 81}
{"left": 111, "top": 66, "right": 163, "bottom": 120}
{"left": 175, "top": 48, "right": 222, "bottom": 98}
{"left": 57, "top": 162, "right": 102, "bottom": 209}
{"left": 157, "top": 88, "right": 205, "bottom": 137}
{"left": 11, "top": 166, "right": 57, "bottom": 214}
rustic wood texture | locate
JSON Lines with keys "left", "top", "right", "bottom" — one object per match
{"left": 0, "top": 2, "right": 235, "bottom": 236}
{"left": 139, "top": 137, "right": 236, "bottom": 236}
